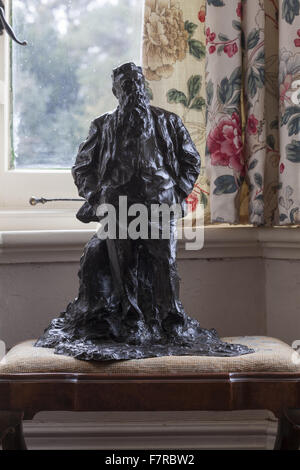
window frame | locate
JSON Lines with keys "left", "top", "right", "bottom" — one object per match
{"left": 0, "top": 0, "right": 146, "bottom": 231}
{"left": 0, "top": 0, "right": 95, "bottom": 229}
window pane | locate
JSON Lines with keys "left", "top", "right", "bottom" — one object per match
{"left": 11, "top": 0, "right": 144, "bottom": 169}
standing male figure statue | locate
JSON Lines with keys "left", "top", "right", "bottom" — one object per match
{"left": 36, "top": 62, "right": 252, "bottom": 360}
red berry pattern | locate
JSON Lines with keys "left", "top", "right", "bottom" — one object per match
{"left": 198, "top": 7, "right": 205, "bottom": 23}
{"left": 206, "top": 26, "right": 238, "bottom": 57}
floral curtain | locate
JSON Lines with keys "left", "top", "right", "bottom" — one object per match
{"left": 142, "top": 0, "right": 300, "bottom": 226}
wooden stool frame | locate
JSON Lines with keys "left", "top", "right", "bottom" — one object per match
{"left": 1, "top": 371, "right": 300, "bottom": 450}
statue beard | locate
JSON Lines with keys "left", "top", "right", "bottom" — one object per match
{"left": 118, "top": 92, "right": 154, "bottom": 139}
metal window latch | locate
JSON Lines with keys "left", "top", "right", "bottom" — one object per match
{"left": 0, "top": 1, "right": 27, "bottom": 46}
{"left": 29, "top": 197, "right": 84, "bottom": 206}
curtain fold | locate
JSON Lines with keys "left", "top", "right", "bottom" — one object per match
{"left": 278, "top": 0, "right": 300, "bottom": 224}
{"left": 142, "top": 0, "right": 300, "bottom": 226}
{"left": 205, "top": 0, "right": 245, "bottom": 224}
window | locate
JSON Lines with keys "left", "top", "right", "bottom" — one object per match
{"left": 11, "top": 0, "right": 144, "bottom": 169}
{"left": 0, "top": 0, "right": 144, "bottom": 226}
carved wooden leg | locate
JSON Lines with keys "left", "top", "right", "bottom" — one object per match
{"left": 274, "top": 410, "right": 300, "bottom": 450}
{"left": 0, "top": 411, "right": 27, "bottom": 450}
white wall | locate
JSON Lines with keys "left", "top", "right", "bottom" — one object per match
{"left": 1, "top": 255, "right": 299, "bottom": 348}
{"left": 265, "top": 259, "right": 300, "bottom": 344}
{"left": 0, "top": 257, "right": 267, "bottom": 349}
{"left": 179, "top": 257, "right": 265, "bottom": 338}
{"left": 0, "top": 262, "right": 79, "bottom": 348}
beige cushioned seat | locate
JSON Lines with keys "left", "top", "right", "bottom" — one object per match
{"left": 0, "top": 337, "right": 299, "bottom": 375}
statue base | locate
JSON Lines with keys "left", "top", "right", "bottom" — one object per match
{"left": 35, "top": 316, "right": 253, "bottom": 361}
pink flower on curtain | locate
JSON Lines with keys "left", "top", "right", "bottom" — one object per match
{"left": 294, "top": 30, "right": 300, "bottom": 47}
{"left": 207, "top": 112, "right": 244, "bottom": 174}
{"left": 247, "top": 114, "right": 259, "bottom": 134}
{"left": 280, "top": 163, "right": 285, "bottom": 174}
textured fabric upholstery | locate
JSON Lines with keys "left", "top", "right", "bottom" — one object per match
{"left": 0, "top": 337, "right": 298, "bottom": 375}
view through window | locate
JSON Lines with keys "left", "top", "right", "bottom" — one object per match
{"left": 11, "top": 0, "right": 144, "bottom": 169}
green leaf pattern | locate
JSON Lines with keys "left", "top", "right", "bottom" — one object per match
{"left": 167, "top": 75, "right": 205, "bottom": 112}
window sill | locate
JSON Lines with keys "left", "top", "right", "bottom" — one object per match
{"left": 0, "top": 225, "right": 300, "bottom": 264}
{"left": 0, "top": 208, "right": 97, "bottom": 231}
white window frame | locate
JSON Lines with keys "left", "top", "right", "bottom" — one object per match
{"left": 0, "top": 0, "right": 96, "bottom": 231}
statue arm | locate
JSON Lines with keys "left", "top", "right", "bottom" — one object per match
{"left": 71, "top": 120, "right": 99, "bottom": 204}
{"left": 174, "top": 116, "right": 201, "bottom": 200}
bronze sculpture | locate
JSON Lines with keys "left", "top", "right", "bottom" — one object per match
{"left": 35, "top": 62, "right": 253, "bottom": 360}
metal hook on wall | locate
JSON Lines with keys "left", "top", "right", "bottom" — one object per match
{"left": 0, "top": 1, "right": 27, "bottom": 46}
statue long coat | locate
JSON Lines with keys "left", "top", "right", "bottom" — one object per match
{"left": 72, "top": 106, "right": 200, "bottom": 223}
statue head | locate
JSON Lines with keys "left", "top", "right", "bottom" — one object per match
{"left": 112, "top": 62, "right": 147, "bottom": 106}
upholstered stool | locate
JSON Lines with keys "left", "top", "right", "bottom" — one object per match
{"left": 1, "top": 336, "right": 300, "bottom": 450}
